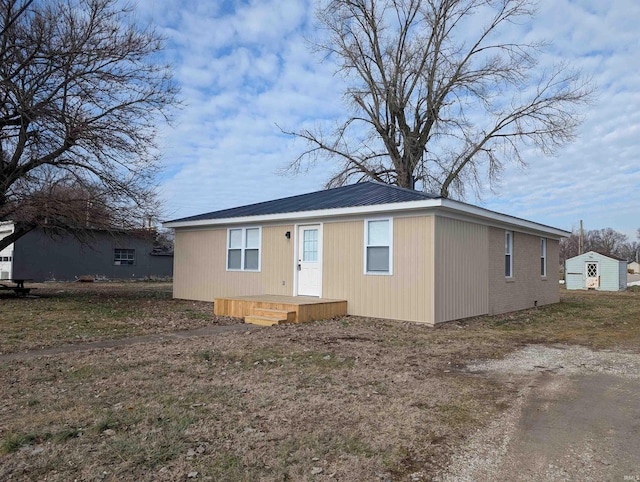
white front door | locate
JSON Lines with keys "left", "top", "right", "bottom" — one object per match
{"left": 297, "top": 224, "right": 322, "bottom": 297}
{"left": 585, "top": 261, "right": 599, "bottom": 289}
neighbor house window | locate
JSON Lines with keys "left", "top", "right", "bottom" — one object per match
{"left": 114, "top": 248, "right": 135, "bottom": 265}
{"left": 505, "top": 231, "right": 513, "bottom": 278}
{"left": 365, "top": 218, "right": 392, "bottom": 274}
{"left": 227, "top": 227, "right": 261, "bottom": 271}
{"left": 540, "top": 238, "right": 547, "bottom": 277}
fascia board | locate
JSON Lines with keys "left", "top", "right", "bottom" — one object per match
{"left": 437, "top": 200, "right": 571, "bottom": 239}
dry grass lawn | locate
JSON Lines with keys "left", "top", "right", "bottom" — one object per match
{"left": 1, "top": 283, "right": 639, "bottom": 481}
{"left": 0, "top": 282, "right": 236, "bottom": 354}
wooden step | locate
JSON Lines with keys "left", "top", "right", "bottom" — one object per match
{"left": 252, "top": 308, "right": 296, "bottom": 323}
{"left": 215, "top": 295, "right": 347, "bottom": 324}
{"left": 244, "top": 315, "right": 284, "bottom": 326}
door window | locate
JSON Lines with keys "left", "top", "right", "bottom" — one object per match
{"left": 302, "top": 229, "right": 318, "bottom": 262}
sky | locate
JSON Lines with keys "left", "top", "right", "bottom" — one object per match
{"left": 134, "top": 0, "right": 640, "bottom": 240}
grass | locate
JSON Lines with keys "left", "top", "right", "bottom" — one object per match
{"left": 1, "top": 433, "right": 44, "bottom": 454}
{"left": 485, "top": 288, "right": 640, "bottom": 349}
{"left": 0, "top": 282, "right": 237, "bottom": 354}
{"left": 0, "top": 284, "right": 639, "bottom": 480}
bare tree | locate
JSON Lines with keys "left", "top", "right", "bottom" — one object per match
{"left": 620, "top": 241, "right": 639, "bottom": 264}
{"left": 283, "top": 0, "right": 592, "bottom": 196}
{"left": 0, "top": 0, "right": 178, "bottom": 251}
{"left": 587, "top": 228, "right": 628, "bottom": 258}
{"left": 560, "top": 227, "right": 632, "bottom": 263}
{"left": 559, "top": 231, "right": 579, "bottom": 265}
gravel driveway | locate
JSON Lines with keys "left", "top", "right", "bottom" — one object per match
{"left": 436, "top": 345, "right": 640, "bottom": 481}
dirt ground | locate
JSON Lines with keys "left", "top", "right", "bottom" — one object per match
{"left": 437, "top": 345, "right": 640, "bottom": 481}
{"left": 1, "top": 284, "right": 640, "bottom": 480}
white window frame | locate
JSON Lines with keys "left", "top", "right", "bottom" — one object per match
{"left": 226, "top": 227, "right": 261, "bottom": 272}
{"left": 364, "top": 217, "right": 393, "bottom": 275}
{"left": 540, "top": 238, "right": 547, "bottom": 277}
{"left": 505, "top": 231, "right": 513, "bottom": 278}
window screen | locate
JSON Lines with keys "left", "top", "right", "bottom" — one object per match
{"left": 244, "top": 228, "right": 260, "bottom": 270}
{"left": 227, "top": 229, "right": 242, "bottom": 270}
{"left": 366, "top": 219, "right": 391, "bottom": 273}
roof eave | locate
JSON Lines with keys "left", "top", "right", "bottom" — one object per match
{"left": 438, "top": 199, "right": 571, "bottom": 238}
{"left": 163, "top": 199, "right": 438, "bottom": 228}
{"left": 163, "top": 198, "right": 570, "bottom": 238}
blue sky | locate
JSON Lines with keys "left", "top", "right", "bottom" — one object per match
{"left": 135, "top": 0, "right": 640, "bottom": 240}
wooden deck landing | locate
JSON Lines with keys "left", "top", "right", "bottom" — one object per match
{"left": 214, "top": 295, "right": 347, "bottom": 326}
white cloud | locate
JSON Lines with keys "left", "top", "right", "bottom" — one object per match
{"left": 135, "top": 0, "right": 640, "bottom": 239}
{"left": 476, "top": 0, "right": 640, "bottom": 236}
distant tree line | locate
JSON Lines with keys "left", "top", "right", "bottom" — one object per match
{"left": 560, "top": 228, "right": 640, "bottom": 264}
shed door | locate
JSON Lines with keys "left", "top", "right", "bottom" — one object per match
{"left": 296, "top": 225, "right": 322, "bottom": 297}
{"left": 585, "top": 261, "right": 599, "bottom": 289}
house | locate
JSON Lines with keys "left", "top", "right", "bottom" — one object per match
{"left": 0, "top": 222, "right": 173, "bottom": 282}
{"left": 165, "top": 182, "right": 568, "bottom": 325}
{"left": 628, "top": 261, "right": 640, "bottom": 274}
{"left": 565, "top": 251, "right": 627, "bottom": 291}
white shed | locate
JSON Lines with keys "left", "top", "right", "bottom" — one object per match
{"left": 628, "top": 261, "right": 640, "bottom": 274}
{"left": 0, "top": 221, "right": 14, "bottom": 280}
{"left": 565, "top": 251, "right": 627, "bottom": 291}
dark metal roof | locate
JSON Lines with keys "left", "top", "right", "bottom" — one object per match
{"left": 168, "top": 182, "right": 440, "bottom": 223}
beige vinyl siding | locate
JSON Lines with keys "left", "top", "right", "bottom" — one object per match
{"left": 173, "top": 228, "right": 218, "bottom": 301}
{"left": 261, "top": 225, "right": 295, "bottom": 295}
{"left": 322, "top": 215, "right": 435, "bottom": 324}
{"left": 488, "top": 227, "right": 559, "bottom": 314}
{"left": 173, "top": 225, "right": 294, "bottom": 301}
{"left": 434, "top": 217, "right": 489, "bottom": 323}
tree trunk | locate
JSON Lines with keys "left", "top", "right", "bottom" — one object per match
{"left": 0, "top": 223, "right": 36, "bottom": 252}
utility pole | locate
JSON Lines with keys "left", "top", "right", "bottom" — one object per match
{"left": 579, "top": 220, "right": 584, "bottom": 255}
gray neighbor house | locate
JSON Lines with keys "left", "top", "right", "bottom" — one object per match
{"left": 0, "top": 222, "right": 173, "bottom": 282}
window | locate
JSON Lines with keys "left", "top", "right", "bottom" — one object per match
{"left": 302, "top": 229, "right": 318, "bottom": 262}
{"left": 505, "top": 231, "right": 513, "bottom": 278}
{"left": 114, "top": 248, "right": 135, "bottom": 265}
{"left": 540, "top": 238, "right": 547, "bottom": 277}
{"left": 227, "top": 227, "right": 261, "bottom": 271}
{"left": 365, "top": 218, "right": 392, "bottom": 274}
